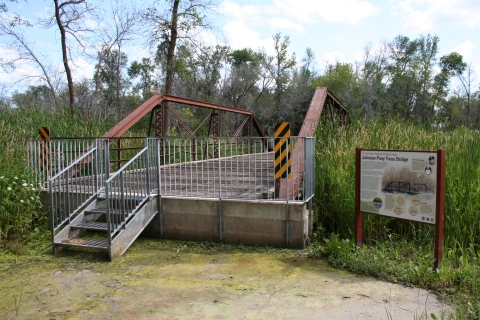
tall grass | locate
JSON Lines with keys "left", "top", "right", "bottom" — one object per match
{"left": 314, "top": 118, "right": 480, "bottom": 250}
{"left": 0, "top": 107, "right": 116, "bottom": 139}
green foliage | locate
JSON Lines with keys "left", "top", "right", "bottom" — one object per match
{"left": 314, "top": 118, "right": 480, "bottom": 249}
{"left": 128, "top": 57, "right": 157, "bottom": 100}
{"left": 311, "top": 62, "right": 355, "bottom": 97}
{"left": 0, "top": 121, "right": 44, "bottom": 253}
{"left": 229, "top": 48, "right": 261, "bottom": 67}
{"left": 0, "top": 106, "right": 115, "bottom": 139}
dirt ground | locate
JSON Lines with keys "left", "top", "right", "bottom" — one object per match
{"left": 0, "top": 238, "right": 450, "bottom": 319}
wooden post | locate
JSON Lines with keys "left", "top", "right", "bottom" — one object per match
{"left": 355, "top": 147, "right": 363, "bottom": 247}
{"left": 434, "top": 149, "right": 446, "bottom": 268}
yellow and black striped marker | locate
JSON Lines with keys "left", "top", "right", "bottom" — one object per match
{"left": 38, "top": 126, "right": 50, "bottom": 171}
{"left": 274, "top": 122, "right": 291, "bottom": 179}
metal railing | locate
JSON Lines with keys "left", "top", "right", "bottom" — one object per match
{"left": 49, "top": 139, "right": 109, "bottom": 233}
{"left": 105, "top": 138, "right": 159, "bottom": 239}
{"left": 27, "top": 138, "right": 101, "bottom": 186}
{"left": 153, "top": 136, "right": 314, "bottom": 202}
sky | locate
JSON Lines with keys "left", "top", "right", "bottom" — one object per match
{"left": 1, "top": 0, "right": 480, "bottom": 94}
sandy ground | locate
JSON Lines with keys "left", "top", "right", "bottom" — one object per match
{"left": 0, "top": 239, "right": 450, "bottom": 319}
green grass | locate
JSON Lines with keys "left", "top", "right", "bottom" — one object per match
{"left": 314, "top": 118, "right": 480, "bottom": 249}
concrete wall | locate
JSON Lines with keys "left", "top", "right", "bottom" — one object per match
{"left": 43, "top": 190, "right": 310, "bottom": 249}
{"left": 143, "top": 196, "right": 309, "bottom": 249}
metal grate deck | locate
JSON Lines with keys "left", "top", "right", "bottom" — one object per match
{"left": 56, "top": 238, "right": 109, "bottom": 250}
{"left": 72, "top": 222, "right": 108, "bottom": 231}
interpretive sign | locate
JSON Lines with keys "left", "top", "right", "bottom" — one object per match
{"left": 359, "top": 150, "right": 437, "bottom": 224}
{"left": 355, "top": 148, "right": 446, "bottom": 267}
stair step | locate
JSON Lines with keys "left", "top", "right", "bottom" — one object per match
{"left": 97, "top": 194, "right": 144, "bottom": 202}
{"left": 72, "top": 221, "right": 108, "bottom": 231}
{"left": 85, "top": 207, "right": 133, "bottom": 216}
{"left": 55, "top": 238, "right": 109, "bottom": 250}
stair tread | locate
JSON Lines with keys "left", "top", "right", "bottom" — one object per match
{"left": 97, "top": 195, "right": 144, "bottom": 201}
{"left": 85, "top": 207, "right": 133, "bottom": 215}
{"left": 72, "top": 221, "right": 108, "bottom": 231}
{"left": 55, "top": 238, "right": 109, "bottom": 250}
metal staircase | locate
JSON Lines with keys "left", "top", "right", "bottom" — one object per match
{"left": 49, "top": 138, "right": 160, "bottom": 260}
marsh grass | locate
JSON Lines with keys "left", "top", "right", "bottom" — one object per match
{"left": 314, "top": 118, "right": 480, "bottom": 249}
{"left": 313, "top": 118, "right": 480, "bottom": 318}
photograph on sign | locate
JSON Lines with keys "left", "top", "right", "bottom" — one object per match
{"left": 360, "top": 150, "right": 437, "bottom": 224}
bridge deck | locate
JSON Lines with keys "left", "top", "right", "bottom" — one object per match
{"left": 157, "top": 152, "right": 275, "bottom": 199}
{"left": 62, "top": 152, "right": 277, "bottom": 200}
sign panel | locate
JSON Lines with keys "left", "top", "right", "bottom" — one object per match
{"left": 360, "top": 150, "right": 437, "bottom": 224}
{"left": 274, "top": 122, "right": 291, "bottom": 179}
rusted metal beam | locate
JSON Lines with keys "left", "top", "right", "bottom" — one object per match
{"left": 192, "top": 113, "right": 212, "bottom": 135}
{"left": 103, "top": 94, "right": 164, "bottom": 140}
{"left": 163, "top": 95, "right": 254, "bottom": 116}
{"left": 166, "top": 104, "right": 194, "bottom": 136}
{"left": 278, "top": 87, "right": 348, "bottom": 200}
{"left": 233, "top": 116, "right": 250, "bottom": 137}
{"left": 103, "top": 93, "right": 267, "bottom": 139}
{"left": 155, "top": 102, "right": 165, "bottom": 137}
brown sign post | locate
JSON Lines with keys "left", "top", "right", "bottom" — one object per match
{"left": 355, "top": 147, "right": 446, "bottom": 268}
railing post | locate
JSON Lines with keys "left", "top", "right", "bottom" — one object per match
{"left": 285, "top": 136, "right": 290, "bottom": 247}
{"left": 94, "top": 139, "right": 99, "bottom": 194}
{"left": 156, "top": 138, "right": 163, "bottom": 235}
{"left": 218, "top": 137, "right": 223, "bottom": 241}
{"left": 145, "top": 138, "right": 150, "bottom": 193}
{"left": 66, "top": 172, "right": 71, "bottom": 224}
{"left": 120, "top": 170, "right": 125, "bottom": 225}
{"left": 49, "top": 179, "right": 55, "bottom": 253}
{"left": 106, "top": 182, "right": 112, "bottom": 246}
{"left": 105, "top": 139, "right": 110, "bottom": 180}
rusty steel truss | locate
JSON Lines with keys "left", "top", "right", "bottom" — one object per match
{"left": 278, "top": 87, "right": 348, "bottom": 200}
{"left": 103, "top": 94, "right": 266, "bottom": 140}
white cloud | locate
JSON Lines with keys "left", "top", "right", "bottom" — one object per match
{"left": 396, "top": 0, "right": 480, "bottom": 31}
{"left": 224, "top": 20, "right": 270, "bottom": 51}
{"left": 218, "top": 1, "right": 263, "bottom": 22}
{"left": 267, "top": 18, "right": 305, "bottom": 34}
{"left": 321, "top": 52, "right": 348, "bottom": 65}
{"left": 71, "top": 58, "right": 94, "bottom": 82}
{"left": 453, "top": 40, "right": 474, "bottom": 59}
{"left": 270, "top": 0, "right": 381, "bottom": 25}
{"left": 474, "top": 64, "right": 480, "bottom": 77}
{"left": 219, "top": 0, "right": 380, "bottom": 57}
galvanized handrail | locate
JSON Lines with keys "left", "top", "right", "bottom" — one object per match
{"left": 27, "top": 138, "right": 102, "bottom": 185}
{"left": 104, "top": 139, "right": 158, "bottom": 239}
{"left": 153, "top": 136, "right": 314, "bottom": 202}
{"left": 49, "top": 139, "right": 109, "bottom": 233}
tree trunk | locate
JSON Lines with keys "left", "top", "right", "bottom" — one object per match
{"left": 54, "top": 0, "right": 75, "bottom": 117}
{"left": 163, "top": 0, "right": 180, "bottom": 135}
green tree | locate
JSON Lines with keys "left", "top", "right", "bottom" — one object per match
{"left": 146, "top": 0, "right": 217, "bottom": 133}
{"left": 96, "top": 49, "right": 130, "bottom": 120}
{"left": 271, "top": 33, "right": 296, "bottom": 116}
{"left": 128, "top": 58, "right": 158, "bottom": 101}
